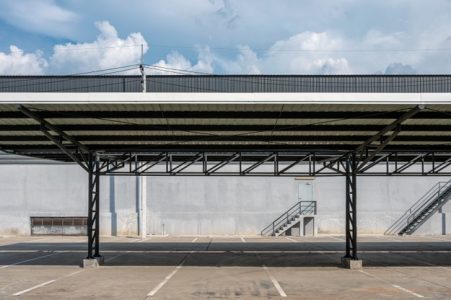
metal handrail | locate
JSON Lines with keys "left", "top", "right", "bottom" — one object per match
{"left": 261, "top": 201, "right": 316, "bottom": 236}
{"left": 385, "top": 180, "right": 451, "bottom": 235}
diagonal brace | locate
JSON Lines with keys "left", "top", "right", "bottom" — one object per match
{"left": 17, "top": 105, "right": 89, "bottom": 171}
{"left": 356, "top": 105, "right": 423, "bottom": 171}
{"left": 242, "top": 153, "right": 275, "bottom": 174}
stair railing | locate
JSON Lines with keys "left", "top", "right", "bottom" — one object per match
{"left": 385, "top": 180, "right": 451, "bottom": 235}
{"left": 261, "top": 201, "right": 316, "bottom": 236}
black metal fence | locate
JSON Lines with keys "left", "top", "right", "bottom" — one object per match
{"left": 1, "top": 75, "right": 451, "bottom": 93}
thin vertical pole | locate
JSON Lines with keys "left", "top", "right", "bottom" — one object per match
{"left": 140, "top": 174, "right": 147, "bottom": 240}
{"left": 140, "top": 44, "right": 146, "bottom": 93}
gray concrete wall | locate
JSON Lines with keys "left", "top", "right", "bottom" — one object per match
{"left": 0, "top": 164, "right": 450, "bottom": 236}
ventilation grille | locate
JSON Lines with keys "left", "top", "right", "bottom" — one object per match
{"left": 30, "top": 217, "right": 87, "bottom": 236}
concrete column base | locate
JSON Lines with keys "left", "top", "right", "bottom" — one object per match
{"left": 82, "top": 256, "right": 104, "bottom": 268}
{"left": 341, "top": 257, "right": 363, "bottom": 269}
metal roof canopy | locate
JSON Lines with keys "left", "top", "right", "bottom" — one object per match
{"left": 2, "top": 75, "right": 451, "bottom": 263}
{"left": 0, "top": 76, "right": 451, "bottom": 176}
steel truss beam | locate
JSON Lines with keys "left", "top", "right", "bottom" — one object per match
{"left": 344, "top": 152, "right": 358, "bottom": 260}
{"left": 87, "top": 153, "right": 101, "bottom": 259}
{"left": 93, "top": 150, "right": 451, "bottom": 176}
{"left": 17, "top": 105, "right": 90, "bottom": 172}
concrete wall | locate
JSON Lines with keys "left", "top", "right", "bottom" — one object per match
{"left": 0, "top": 164, "right": 450, "bottom": 236}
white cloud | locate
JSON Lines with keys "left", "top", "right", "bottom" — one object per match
{"left": 0, "top": 0, "right": 79, "bottom": 39}
{"left": 265, "top": 32, "right": 351, "bottom": 74}
{"left": 214, "top": 32, "right": 352, "bottom": 74}
{"left": 0, "top": 21, "right": 151, "bottom": 75}
{"left": 3, "top": 1, "right": 451, "bottom": 74}
{"left": 0, "top": 46, "right": 47, "bottom": 75}
{"left": 150, "top": 47, "right": 214, "bottom": 74}
{"left": 50, "top": 21, "right": 148, "bottom": 73}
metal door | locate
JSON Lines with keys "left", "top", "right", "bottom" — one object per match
{"left": 298, "top": 181, "right": 313, "bottom": 201}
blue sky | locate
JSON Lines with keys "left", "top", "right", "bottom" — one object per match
{"left": 0, "top": 0, "right": 451, "bottom": 75}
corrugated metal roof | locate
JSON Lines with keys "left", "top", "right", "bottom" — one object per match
{"left": 0, "top": 102, "right": 449, "bottom": 160}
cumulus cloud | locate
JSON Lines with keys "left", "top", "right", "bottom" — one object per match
{"left": 3, "top": 1, "right": 451, "bottom": 75}
{"left": 50, "top": 21, "right": 148, "bottom": 73}
{"left": 0, "top": 46, "right": 47, "bottom": 75}
{"left": 144, "top": 31, "right": 354, "bottom": 75}
{"left": 265, "top": 32, "right": 351, "bottom": 74}
{"left": 0, "top": 21, "right": 150, "bottom": 75}
{"left": 213, "top": 32, "right": 352, "bottom": 74}
{"left": 1, "top": 17, "right": 451, "bottom": 75}
{"left": 149, "top": 47, "right": 214, "bottom": 74}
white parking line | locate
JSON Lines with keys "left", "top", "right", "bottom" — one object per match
{"left": 0, "top": 252, "right": 60, "bottom": 269}
{"left": 359, "top": 270, "right": 424, "bottom": 298}
{"left": 285, "top": 237, "right": 297, "bottom": 243}
{"left": 191, "top": 237, "right": 198, "bottom": 243}
{"left": 147, "top": 262, "right": 185, "bottom": 297}
{"left": 12, "top": 269, "right": 83, "bottom": 296}
{"left": 392, "top": 284, "right": 424, "bottom": 298}
{"left": 262, "top": 265, "right": 287, "bottom": 297}
{"left": 240, "top": 237, "right": 246, "bottom": 243}
{"left": 13, "top": 280, "right": 56, "bottom": 296}
{"left": 146, "top": 251, "right": 193, "bottom": 297}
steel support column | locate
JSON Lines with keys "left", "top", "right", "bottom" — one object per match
{"left": 87, "top": 153, "right": 101, "bottom": 259}
{"left": 344, "top": 152, "right": 358, "bottom": 260}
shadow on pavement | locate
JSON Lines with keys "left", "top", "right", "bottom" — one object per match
{"left": 1, "top": 241, "right": 450, "bottom": 267}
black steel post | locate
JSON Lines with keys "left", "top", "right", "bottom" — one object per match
{"left": 87, "top": 154, "right": 93, "bottom": 259}
{"left": 87, "top": 153, "right": 101, "bottom": 259}
{"left": 344, "top": 152, "right": 358, "bottom": 260}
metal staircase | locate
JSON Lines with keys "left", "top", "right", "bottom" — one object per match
{"left": 261, "top": 201, "right": 316, "bottom": 236}
{"left": 385, "top": 180, "right": 451, "bottom": 235}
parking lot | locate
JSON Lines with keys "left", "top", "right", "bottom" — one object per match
{"left": 0, "top": 235, "right": 451, "bottom": 299}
